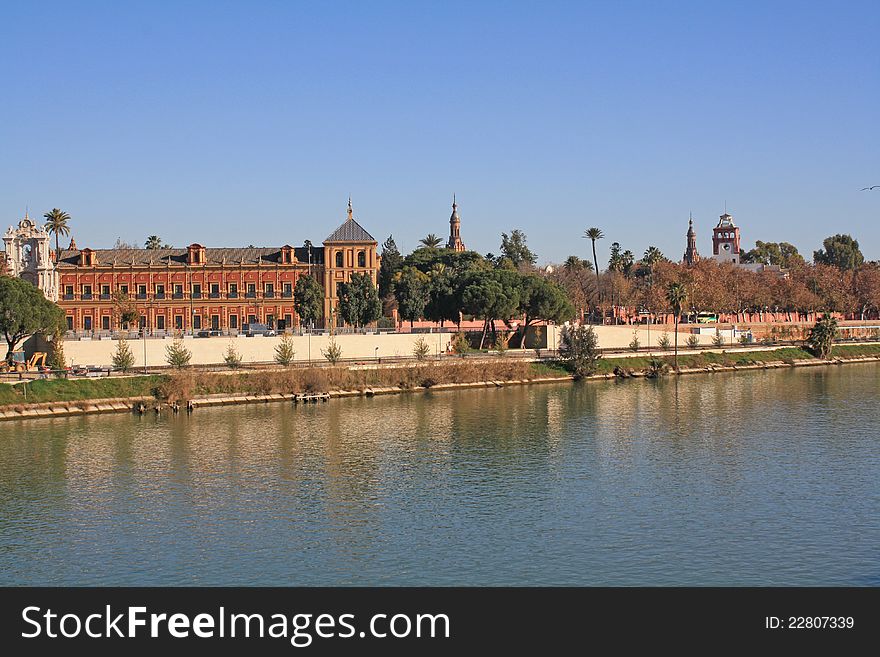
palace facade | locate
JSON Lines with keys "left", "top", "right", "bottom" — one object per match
{"left": 7, "top": 201, "right": 380, "bottom": 334}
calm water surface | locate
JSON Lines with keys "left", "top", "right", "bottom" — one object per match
{"left": 1, "top": 364, "right": 878, "bottom": 585}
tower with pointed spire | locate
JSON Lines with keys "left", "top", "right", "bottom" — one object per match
{"left": 446, "top": 195, "right": 465, "bottom": 252}
{"left": 683, "top": 215, "right": 700, "bottom": 266}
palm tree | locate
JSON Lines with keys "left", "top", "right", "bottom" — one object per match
{"left": 583, "top": 227, "right": 604, "bottom": 319}
{"left": 43, "top": 208, "right": 71, "bottom": 259}
{"left": 666, "top": 282, "right": 687, "bottom": 371}
{"left": 145, "top": 235, "right": 163, "bottom": 249}
{"left": 419, "top": 233, "right": 443, "bottom": 249}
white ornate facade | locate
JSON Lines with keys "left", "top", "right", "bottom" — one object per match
{"left": 3, "top": 214, "right": 59, "bottom": 301}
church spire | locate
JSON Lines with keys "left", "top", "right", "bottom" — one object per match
{"left": 347, "top": 196, "right": 353, "bottom": 221}
{"left": 683, "top": 214, "right": 700, "bottom": 266}
{"left": 446, "top": 194, "right": 465, "bottom": 252}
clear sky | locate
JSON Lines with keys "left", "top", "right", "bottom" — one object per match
{"left": 2, "top": 1, "right": 878, "bottom": 266}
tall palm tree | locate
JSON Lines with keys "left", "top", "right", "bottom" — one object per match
{"left": 43, "top": 208, "right": 71, "bottom": 259}
{"left": 583, "top": 227, "right": 604, "bottom": 319}
{"left": 666, "top": 282, "right": 687, "bottom": 371}
{"left": 419, "top": 233, "right": 443, "bottom": 249}
{"left": 145, "top": 235, "right": 163, "bottom": 249}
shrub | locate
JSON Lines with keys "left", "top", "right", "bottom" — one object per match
{"left": 559, "top": 325, "right": 601, "bottom": 378}
{"left": 645, "top": 357, "right": 669, "bottom": 378}
{"left": 494, "top": 332, "right": 510, "bottom": 356}
{"left": 686, "top": 334, "right": 700, "bottom": 349}
{"left": 451, "top": 332, "right": 470, "bottom": 357}
{"left": 711, "top": 330, "right": 724, "bottom": 347}
{"left": 807, "top": 314, "right": 838, "bottom": 359}
{"left": 412, "top": 336, "right": 431, "bottom": 360}
{"left": 111, "top": 337, "right": 135, "bottom": 372}
{"left": 47, "top": 329, "right": 67, "bottom": 373}
{"left": 738, "top": 333, "right": 751, "bottom": 346}
{"left": 274, "top": 333, "right": 296, "bottom": 366}
{"left": 628, "top": 329, "right": 640, "bottom": 352}
{"left": 223, "top": 340, "right": 242, "bottom": 369}
{"left": 657, "top": 332, "right": 671, "bottom": 350}
{"left": 165, "top": 337, "right": 192, "bottom": 369}
{"left": 322, "top": 338, "right": 343, "bottom": 364}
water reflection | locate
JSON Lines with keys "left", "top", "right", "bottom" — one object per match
{"left": 1, "top": 364, "right": 878, "bottom": 585}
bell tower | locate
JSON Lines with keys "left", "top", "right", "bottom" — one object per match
{"left": 446, "top": 195, "right": 465, "bottom": 252}
{"left": 683, "top": 215, "right": 700, "bottom": 266}
{"left": 712, "top": 212, "right": 741, "bottom": 264}
{"left": 3, "top": 212, "right": 59, "bottom": 301}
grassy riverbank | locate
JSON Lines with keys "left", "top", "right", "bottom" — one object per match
{"left": 1, "top": 344, "right": 879, "bottom": 407}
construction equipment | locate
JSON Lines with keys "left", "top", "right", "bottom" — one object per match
{"left": 1, "top": 351, "right": 49, "bottom": 373}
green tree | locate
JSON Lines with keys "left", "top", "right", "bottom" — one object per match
{"left": 583, "top": 227, "right": 604, "bottom": 306}
{"left": 293, "top": 275, "right": 324, "bottom": 328}
{"left": 165, "top": 337, "right": 192, "bottom": 369}
{"left": 43, "top": 208, "right": 71, "bottom": 259}
{"left": 322, "top": 338, "right": 343, "bottom": 364}
{"left": 518, "top": 275, "right": 574, "bottom": 346}
{"left": 807, "top": 314, "right": 838, "bottom": 359}
{"left": 742, "top": 240, "right": 804, "bottom": 267}
{"left": 112, "top": 290, "right": 140, "bottom": 329}
{"left": 500, "top": 229, "right": 537, "bottom": 268}
{"left": 338, "top": 273, "right": 382, "bottom": 328}
{"left": 559, "top": 325, "right": 601, "bottom": 378}
{"left": 145, "top": 235, "right": 169, "bottom": 249}
{"left": 378, "top": 235, "right": 403, "bottom": 299}
{"left": 642, "top": 246, "right": 665, "bottom": 266}
{"left": 814, "top": 234, "right": 864, "bottom": 271}
{"left": 394, "top": 266, "right": 431, "bottom": 327}
{"left": 0, "top": 276, "right": 65, "bottom": 360}
{"left": 223, "top": 340, "right": 242, "bottom": 368}
{"left": 274, "top": 333, "right": 296, "bottom": 366}
{"left": 563, "top": 255, "right": 592, "bottom": 271}
{"left": 111, "top": 337, "right": 135, "bottom": 372}
{"left": 418, "top": 233, "right": 443, "bottom": 249}
{"left": 666, "top": 282, "right": 687, "bottom": 371}
{"left": 47, "top": 328, "right": 67, "bottom": 372}
{"left": 412, "top": 336, "right": 431, "bottom": 360}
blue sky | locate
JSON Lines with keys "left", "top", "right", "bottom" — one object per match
{"left": 1, "top": 1, "right": 878, "bottom": 265}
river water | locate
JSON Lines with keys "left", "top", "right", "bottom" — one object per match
{"left": 1, "top": 364, "right": 878, "bottom": 585}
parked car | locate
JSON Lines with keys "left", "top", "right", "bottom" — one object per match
{"left": 196, "top": 329, "right": 223, "bottom": 338}
{"left": 242, "top": 323, "right": 276, "bottom": 337}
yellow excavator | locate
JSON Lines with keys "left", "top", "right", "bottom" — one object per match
{"left": 1, "top": 351, "right": 49, "bottom": 373}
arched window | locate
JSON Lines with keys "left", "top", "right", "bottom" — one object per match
{"left": 335, "top": 251, "right": 344, "bottom": 267}
{"left": 357, "top": 250, "right": 366, "bottom": 267}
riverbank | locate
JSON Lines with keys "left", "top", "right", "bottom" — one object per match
{"left": 2, "top": 344, "right": 879, "bottom": 421}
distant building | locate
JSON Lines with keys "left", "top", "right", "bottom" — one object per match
{"left": 683, "top": 216, "right": 700, "bottom": 266}
{"left": 712, "top": 212, "right": 741, "bottom": 263}
{"left": 446, "top": 195, "right": 466, "bottom": 252}
{"left": 5, "top": 201, "right": 380, "bottom": 334}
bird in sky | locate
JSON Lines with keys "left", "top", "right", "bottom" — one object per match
{"left": 861, "top": 185, "right": 879, "bottom": 191}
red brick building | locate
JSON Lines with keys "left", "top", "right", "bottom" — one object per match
{"left": 54, "top": 202, "right": 379, "bottom": 334}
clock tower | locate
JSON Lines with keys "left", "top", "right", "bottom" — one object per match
{"left": 712, "top": 212, "right": 741, "bottom": 264}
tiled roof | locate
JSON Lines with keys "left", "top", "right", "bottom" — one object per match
{"left": 324, "top": 218, "right": 375, "bottom": 243}
{"left": 55, "top": 246, "right": 323, "bottom": 268}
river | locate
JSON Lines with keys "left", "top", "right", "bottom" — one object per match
{"left": 1, "top": 364, "right": 878, "bottom": 585}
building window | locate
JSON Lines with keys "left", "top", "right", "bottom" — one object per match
{"left": 120, "top": 285, "right": 129, "bottom": 295}
{"left": 282, "top": 282, "right": 292, "bottom": 297}
{"left": 229, "top": 315, "right": 238, "bottom": 329}
{"left": 101, "top": 284, "right": 111, "bottom": 298}
{"left": 192, "top": 314, "right": 202, "bottom": 330}
{"left": 228, "top": 283, "right": 238, "bottom": 298}
{"left": 66, "top": 316, "right": 73, "bottom": 331}
{"left": 266, "top": 314, "right": 275, "bottom": 328}
{"left": 210, "top": 283, "right": 220, "bottom": 298}
{"left": 82, "top": 285, "right": 93, "bottom": 300}
{"left": 247, "top": 314, "right": 257, "bottom": 325}
{"left": 173, "top": 284, "right": 183, "bottom": 299}
{"left": 284, "top": 313, "right": 292, "bottom": 328}
{"left": 101, "top": 316, "right": 110, "bottom": 330}
{"left": 83, "top": 316, "right": 92, "bottom": 331}
{"left": 246, "top": 283, "right": 256, "bottom": 298}
{"left": 264, "top": 283, "right": 274, "bottom": 298}
{"left": 155, "top": 284, "right": 165, "bottom": 299}
{"left": 64, "top": 285, "right": 74, "bottom": 300}
{"left": 137, "top": 284, "right": 147, "bottom": 299}
{"left": 174, "top": 315, "right": 183, "bottom": 330}
{"left": 358, "top": 251, "right": 366, "bottom": 267}
{"left": 192, "top": 284, "right": 202, "bottom": 299}
{"left": 211, "top": 315, "right": 220, "bottom": 330}
{"left": 156, "top": 316, "right": 165, "bottom": 330}
{"left": 335, "top": 251, "right": 344, "bottom": 267}
{"left": 336, "top": 282, "right": 343, "bottom": 298}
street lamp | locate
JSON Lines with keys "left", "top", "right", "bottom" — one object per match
{"left": 374, "top": 346, "right": 379, "bottom": 364}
